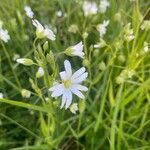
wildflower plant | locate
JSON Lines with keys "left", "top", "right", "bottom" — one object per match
{"left": 0, "top": 0, "right": 150, "bottom": 149}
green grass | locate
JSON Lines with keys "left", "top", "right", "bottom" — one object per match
{"left": 0, "top": 0, "right": 150, "bottom": 149}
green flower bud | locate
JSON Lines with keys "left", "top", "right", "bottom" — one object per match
{"left": 43, "top": 41, "right": 49, "bottom": 51}
{"left": 99, "top": 61, "right": 106, "bottom": 71}
{"left": 16, "top": 58, "right": 34, "bottom": 66}
{"left": 79, "top": 100, "right": 86, "bottom": 113}
{"left": 21, "top": 89, "right": 31, "bottom": 98}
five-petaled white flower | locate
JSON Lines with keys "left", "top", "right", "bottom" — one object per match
{"left": 65, "top": 41, "right": 84, "bottom": 58}
{"left": 49, "top": 60, "right": 88, "bottom": 109}
{"left": 24, "top": 6, "right": 34, "bottom": 18}
{"left": 97, "top": 20, "right": 109, "bottom": 38}
{"left": 0, "top": 28, "right": 10, "bottom": 43}
{"left": 99, "top": 0, "right": 110, "bottom": 14}
{"left": 32, "top": 19, "right": 55, "bottom": 40}
{"left": 82, "top": 1, "right": 98, "bottom": 16}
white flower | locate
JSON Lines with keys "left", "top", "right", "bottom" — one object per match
{"left": 49, "top": 60, "right": 88, "bottom": 109}
{"left": 99, "top": 0, "right": 110, "bottom": 14}
{"left": 97, "top": 20, "right": 109, "bottom": 38}
{"left": 0, "top": 92, "right": 4, "bottom": 99}
{"left": 70, "top": 103, "right": 78, "bottom": 114}
{"left": 65, "top": 41, "right": 84, "bottom": 58}
{"left": 32, "top": 19, "right": 55, "bottom": 40}
{"left": 0, "top": 28, "right": 10, "bottom": 43}
{"left": 24, "top": 6, "right": 34, "bottom": 18}
{"left": 82, "top": 1, "right": 98, "bottom": 16}
{"left": 21, "top": 89, "right": 31, "bottom": 98}
{"left": 56, "top": 10, "right": 63, "bottom": 17}
{"left": 36, "top": 67, "right": 44, "bottom": 78}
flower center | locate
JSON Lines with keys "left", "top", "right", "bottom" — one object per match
{"left": 63, "top": 80, "right": 72, "bottom": 88}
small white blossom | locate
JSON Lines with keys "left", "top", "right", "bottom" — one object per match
{"left": 32, "top": 19, "right": 55, "bottom": 40}
{"left": 24, "top": 6, "right": 34, "bottom": 18}
{"left": 65, "top": 41, "right": 84, "bottom": 58}
{"left": 82, "top": 1, "right": 98, "bottom": 16}
{"left": 36, "top": 67, "right": 44, "bottom": 78}
{"left": 21, "top": 89, "right": 31, "bottom": 98}
{"left": 97, "top": 20, "right": 109, "bottom": 38}
{"left": 0, "top": 92, "right": 4, "bottom": 99}
{"left": 0, "top": 28, "right": 10, "bottom": 43}
{"left": 99, "top": 0, "right": 110, "bottom": 14}
{"left": 56, "top": 10, "right": 63, "bottom": 17}
{"left": 70, "top": 103, "right": 78, "bottom": 114}
{"left": 49, "top": 60, "right": 88, "bottom": 109}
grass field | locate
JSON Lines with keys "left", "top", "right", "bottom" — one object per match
{"left": 0, "top": 0, "right": 150, "bottom": 149}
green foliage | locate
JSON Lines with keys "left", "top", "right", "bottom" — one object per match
{"left": 0, "top": 0, "right": 150, "bottom": 149}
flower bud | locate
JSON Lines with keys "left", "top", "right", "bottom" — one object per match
{"left": 36, "top": 67, "right": 44, "bottom": 78}
{"left": 82, "top": 32, "right": 88, "bottom": 39}
{"left": 69, "top": 103, "right": 78, "bottom": 114}
{"left": 16, "top": 58, "right": 34, "bottom": 66}
{"left": 83, "top": 59, "right": 90, "bottom": 67}
{"left": 99, "top": 61, "right": 106, "bottom": 71}
{"left": 43, "top": 41, "right": 49, "bottom": 51}
{"left": 68, "top": 24, "right": 78, "bottom": 33}
{"left": 79, "top": 100, "right": 86, "bottom": 113}
{"left": 21, "top": 89, "right": 31, "bottom": 98}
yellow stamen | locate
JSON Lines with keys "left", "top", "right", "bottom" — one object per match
{"left": 63, "top": 80, "right": 71, "bottom": 88}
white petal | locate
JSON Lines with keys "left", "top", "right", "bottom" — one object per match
{"left": 72, "top": 72, "right": 88, "bottom": 83}
{"left": 44, "top": 28, "right": 55, "bottom": 41}
{"left": 65, "top": 90, "right": 73, "bottom": 109}
{"left": 60, "top": 93, "right": 67, "bottom": 109}
{"left": 49, "top": 84, "right": 64, "bottom": 97}
{"left": 71, "top": 67, "right": 86, "bottom": 80}
{"left": 64, "top": 60, "right": 72, "bottom": 77}
{"left": 73, "top": 84, "right": 88, "bottom": 91}
{"left": 73, "top": 41, "right": 83, "bottom": 52}
{"left": 70, "top": 87, "right": 85, "bottom": 99}
{"left": 72, "top": 52, "right": 84, "bottom": 58}
{"left": 59, "top": 71, "right": 67, "bottom": 80}
{"left": 32, "top": 19, "right": 44, "bottom": 31}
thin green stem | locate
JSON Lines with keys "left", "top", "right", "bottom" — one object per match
{"left": 1, "top": 41, "right": 21, "bottom": 89}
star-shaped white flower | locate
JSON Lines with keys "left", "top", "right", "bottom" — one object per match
{"left": 24, "top": 6, "right": 34, "bottom": 18}
{"left": 82, "top": 1, "right": 98, "bottom": 16}
{"left": 65, "top": 41, "right": 84, "bottom": 58}
{"left": 0, "top": 28, "right": 10, "bottom": 43}
{"left": 97, "top": 20, "right": 109, "bottom": 38}
{"left": 32, "top": 19, "right": 55, "bottom": 40}
{"left": 49, "top": 60, "right": 88, "bottom": 109}
{"left": 99, "top": 0, "right": 110, "bottom": 14}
